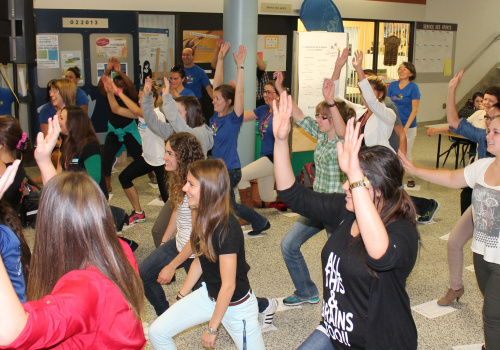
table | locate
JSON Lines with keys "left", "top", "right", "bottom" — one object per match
{"left": 425, "top": 123, "right": 470, "bottom": 169}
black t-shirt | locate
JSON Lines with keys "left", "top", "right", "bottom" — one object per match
{"left": 198, "top": 214, "right": 251, "bottom": 302}
{"left": 108, "top": 93, "right": 138, "bottom": 129}
{"left": 3, "top": 162, "right": 26, "bottom": 214}
{"left": 278, "top": 182, "right": 419, "bottom": 350}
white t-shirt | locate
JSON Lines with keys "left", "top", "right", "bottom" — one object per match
{"left": 464, "top": 157, "right": 500, "bottom": 264}
{"left": 175, "top": 195, "right": 195, "bottom": 259}
{"left": 467, "top": 110, "right": 486, "bottom": 130}
{"left": 138, "top": 107, "right": 166, "bottom": 166}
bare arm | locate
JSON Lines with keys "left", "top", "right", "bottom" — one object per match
{"left": 98, "top": 59, "right": 114, "bottom": 97}
{"left": 446, "top": 71, "right": 464, "bottom": 129}
{"left": 35, "top": 117, "right": 60, "bottom": 184}
{"left": 243, "top": 110, "right": 258, "bottom": 122}
{"left": 113, "top": 58, "right": 137, "bottom": 101}
{"left": 338, "top": 118, "right": 389, "bottom": 259}
{"left": 324, "top": 78, "right": 346, "bottom": 139}
{"left": 257, "top": 53, "right": 266, "bottom": 71}
{"left": 426, "top": 126, "right": 450, "bottom": 137}
{"left": 202, "top": 254, "right": 237, "bottom": 348}
{"left": 205, "top": 85, "right": 214, "bottom": 100}
{"left": 399, "top": 150, "right": 467, "bottom": 188}
{"left": 102, "top": 75, "right": 140, "bottom": 118}
{"left": 157, "top": 243, "right": 193, "bottom": 285}
{"left": 394, "top": 124, "right": 407, "bottom": 156}
{"left": 403, "top": 99, "right": 420, "bottom": 132}
{"left": 211, "top": 38, "right": 222, "bottom": 70}
{"left": 179, "top": 257, "right": 203, "bottom": 297}
{"left": 331, "top": 47, "right": 349, "bottom": 81}
{"left": 232, "top": 45, "right": 247, "bottom": 117}
{"left": 273, "top": 92, "right": 296, "bottom": 191}
{"left": 274, "top": 71, "right": 305, "bottom": 122}
{"left": 213, "top": 42, "right": 230, "bottom": 90}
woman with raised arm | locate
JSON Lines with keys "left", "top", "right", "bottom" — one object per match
{"left": 274, "top": 70, "right": 355, "bottom": 306}
{"left": 102, "top": 76, "right": 169, "bottom": 225}
{"left": 333, "top": 49, "right": 396, "bottom": 151}
{"left": 274, "top": 91, "right": 419, "bottom": 349}
{"left": 208, "top": 43, "right": 249, "bottom": 220}
{"left": 400, "top": 116, "right": 500, "bottom": 350}
{"left": 149, "top": 158, "right": 264, "bottom": 350}
{"left": 0, "top": 121, "right": 145, "bottom": 349}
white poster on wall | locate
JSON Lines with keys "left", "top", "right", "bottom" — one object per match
{"left": 257, "top": 35, "right": 287, "bottom": 72}
{"left": 296, "top": 32, "right": 348, "bottom": 118}
{"left": 36, "top": 35, "right": 60, "bottom": 68}
{"left": 139, "top": 14, "right": 175, "bottom": 85}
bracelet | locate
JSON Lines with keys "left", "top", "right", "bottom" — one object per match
{"left": 176, "top": 291, "right": 185, "bottom": 301}
{"left": 115, "top": 88, "right": 123, "bottom": 96}
{"left": 327, "top": 101, "right": 337, "bottom": 108}
{"left": 207, "top": 326, "right": 218, "bottom": 335}
{"left": 349, "top": 176, "right": 370, "bottom": 190}
{"left": 238, "top": 66, "right": 244, "bottom": 69}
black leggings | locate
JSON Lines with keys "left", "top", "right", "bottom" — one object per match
{"left": 118, "top": 156, "right": 168, "bottom": 203}
{"left": 102, "top": 132, "right": 143, "bottom": 177}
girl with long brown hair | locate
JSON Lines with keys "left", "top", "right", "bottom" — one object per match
{"left": 149, "top": 158, "right": 264, "bottom": 350}
{"left": 0, "top": 119, "right": 146, "bottom": 349}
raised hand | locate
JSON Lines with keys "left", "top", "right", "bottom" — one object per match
{"left": 143, "top": 77, "right": 153, "bottom": 95}
{"left": 161, "top": 77, "right": 170, "bottom": 96}
{"left": 272, "top": 91, "right": 293, "bottom": 141}
{"left": 337, "top": 117, "right": 364, "bottom": 178}
{"left": 106, "top": 58, "right": 114, "bottom": 72}
{"left": 335, "top": 47, "right": 350, "bottom": 69}
{"left": 0, "top": 160, "right": 20, "bottom": 200}
{"left": 35, "top": 116, "right": 61, "bottom": 165}
{"left": 101, "top": 75, "right": 116, "bottom": 94}
{"left": 448, "top": 70, "right": 464, "bottom": 90}
{"left": 352, "top": 50, "right": 364, "bottom": 72}
{"left": 273, "top": 71, "right": 285, "bottom": 92}
{"left": 323, "top": 78, "right": 335, "bottom": 104}
{"left": 233, "top": 45, "right": 247, "bottom": 66}
{"left": 112, "top": 57, "right": 122, "bottom": 72}
{"left": 218, "top": 42, "right": 230, "bottom": 61}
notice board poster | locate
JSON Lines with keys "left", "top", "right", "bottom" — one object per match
{"left": 182, "top": 30, "right": 223, "bottom": 64}
{"left": 295, "top": 32, "right": 348, "bottom": 118}
{"left": 414, "top": 22, "right": 457, "bottom": 75}
{"left": 36, "top": 35, "right": 60, "bottom": 68}
{"left": 257, "top": 35, "right": 287, "bottom": 72}
{"left": 95, "top": 36, "right": 128, "bottom": 59}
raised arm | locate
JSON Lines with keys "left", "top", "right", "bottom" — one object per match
{"left": 257, "top": 53, "right": 266, "bottom": 71}
{"left": 399, "top": 150, "right": 467, "bottom": 188}
{"left": 98, "top": 58, "right": 114, "bottom": 97}
{"left": 101, "top": 75, "right": 139, "bottom": 119}
{"left": 34, "top": 117, "right": 60, "bottom": 184}
{"left": 323, "top": 78, "right": 346, "bottom": 139}
{"left": 213, "top": 42, "right": 230, "bottom": 90}
{"left": 142, "top": 78, "right": 173, "bottom": 139}
{"left": 232, "top": 45, "right": 247, "bottom": 117}
{"left": 210, "top": 38, "right": 222, "bottom": 70}
{"left": 273, "top": 91, "right": 295, "bottom": 191}
{"left": 331, "top": 47, "right": 349, "bottom": 81}
{"left": 274, "top": 71, "right": 305, "bottom": 122}
{"left": 446, "top": 71, "right": 464, "bottom": 129}
{"left": 337, "top": 118, "right": 388, "bottom": 259}
{"left": 113, "top": 58, "right": 138, "bottom": 101}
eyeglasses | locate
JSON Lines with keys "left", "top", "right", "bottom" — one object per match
{"left": 263, "top": 90, "right": 276, "bottom": 95}
{"left": 485, "top": 116, "right": 494, "bottom": 121}
{"left": 49, "top": 89, "right": 60, "bottom": 95}
{"left": 315, "top": 114, "right": 330, "bottom": 120}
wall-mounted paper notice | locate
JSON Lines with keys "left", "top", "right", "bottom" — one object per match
{"left": 444, "top": 59, "right": 452, "bottom": 76}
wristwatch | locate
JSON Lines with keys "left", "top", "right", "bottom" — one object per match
{"left": 349, "top": 177, "right": 370, "bottom": 190}
{"left": 207, "top": 326, "right": 218, "bottom": 335}
{"left": 327, "top": 101, "right": 337, "bottom": 108}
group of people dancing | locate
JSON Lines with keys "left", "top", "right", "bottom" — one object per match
{"left": 0, "top": 39, "right": 499, "bottom": 350}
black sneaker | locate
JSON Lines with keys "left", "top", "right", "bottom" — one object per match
{"left": 248, "top": 221, "right": 271, "bottom": 236}
{"left": 418, "top": 200, "right": 440, "bottom": 224}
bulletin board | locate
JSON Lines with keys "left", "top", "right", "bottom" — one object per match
{"left": 413, "top": 21, "right": 457, "bottom": 83}
{"left": 257, "top": 35, "right": 287, "bottom": 72}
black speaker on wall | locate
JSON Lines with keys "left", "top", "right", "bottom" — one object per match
{"left": 0, "top": 0, "right": 36, "bottom": 64}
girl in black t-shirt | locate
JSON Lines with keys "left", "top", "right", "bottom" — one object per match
{"left": 149, "top": 159, "right": 264, "bottom": 350}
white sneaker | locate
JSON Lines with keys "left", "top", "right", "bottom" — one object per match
{"left": 259, "top": 297, "right": 278, "bottom": 332}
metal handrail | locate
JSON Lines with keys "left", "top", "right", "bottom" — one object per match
{"left": 463, "top": 33, "right": 500, "bottom": 72}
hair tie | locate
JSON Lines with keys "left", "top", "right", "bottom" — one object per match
{"left": 398, "top": 185, "right": 405, "bottom": 190}
{"left": 16, "top": 132, "right": 27, "bottom": 149}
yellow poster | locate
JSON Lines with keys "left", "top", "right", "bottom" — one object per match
{"left": 96, "top": 37, "right": 128, "bottom": 59}
{"left": 182, "top": 30, "right": 223, "bottom": 63}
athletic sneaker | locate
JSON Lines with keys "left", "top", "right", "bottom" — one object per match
{"left": 259, "top": 298, "right": 278, "bottom": 332}
{"left": 418, "top": 199, "right": 440, "bottom": 224}
{"left": 128, "top": 211, "right": 146, "bottom": 225}
{"left": 282, "top": 294, "right": 319, "bottom": 306}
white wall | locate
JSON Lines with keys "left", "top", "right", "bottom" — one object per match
{"left": 32, "top": 0, "right": 500, "bottom": 123}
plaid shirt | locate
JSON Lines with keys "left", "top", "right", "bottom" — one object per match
{"left": 297, "top": 117, "right": 345, "bottom": 194}
{"left": 256, "top": 68, "right": 269, "bottom": 100}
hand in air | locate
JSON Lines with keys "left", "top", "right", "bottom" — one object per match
{"left": 0, "top": 160, "right": 20, "bottom": 200}
{"left": 352, "top": 50, "right": 364, "bottom": 72}
{"left": 322, "top": 78, "right": 335, "bottom": 104}
{"left": 218, "top": 42, "right": 230, "bottom": 61}
{"left": 337, "top": 117, "right": 364, "bottom": 178}
{"left": 35, "top": 117, "right": 61, "bottom": 165}
{"left": 335, "top": 47, "right": 350, "bottom": 69}
{"left": 233, "top": 45, "right": 247, "bottom": 66}
{"left": 448, "top": 70, "right": 464, "bottom": 90}
{"left": 272, "top": 91, "right": 293, "bottom": 141}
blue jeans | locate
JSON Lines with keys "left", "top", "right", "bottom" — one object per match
{"left": 298, "top": 329, "right": 336, "bottom": 350}
{"left": 281, "top": 215, "right": 332, "bottom": 299}
{"left": 149, "top": 283, "right": 265, "bottom": 350}
{"left": 228, "top": 168, "right": 268, "bottom": 231}
{"left": 139, "top": 238, "right": 197, "bottom": 316}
